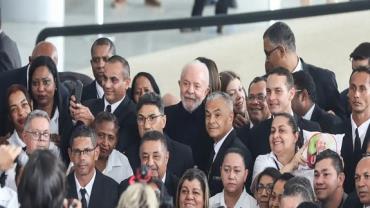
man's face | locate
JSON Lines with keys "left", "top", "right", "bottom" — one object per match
{"left": 247, "top": 80, "right": 270, "bottom": 124}
{"left": 69, "top": 137, "right": 99, "bottom": 177}
{"left": 266, "top": 74, "right": 295, "bottom": 115}
{"left": 355, "top": 158, "right": 370, "bottom": 205}
{"left": 102, "top": 62, "right": 130, "bottom": 104}
{"left": 140, "top": 140, "right": 169, "bottom": 179}
{"left": 95, "top": 121, "right": 118, "bottom": 160}
{"left": 179, "top": 66, "right": 209, "bottom": 112}
{"left": 352, "top": 58, "right": 370, "bottom": 70}
{"left": 264, "top": 37, "right": 286, "bottom": 73}
{"left": 348, "top": 71, "right": 370, "bottom": 115}
{"left": 205, "top": 98, "right": 234, "bottom": 142}
{"left": 221, "top": 153, "right": 248, "bottom": 195}
{"left": 291, "top": 86, "right": 306, "bottom": 117}
{"left": 269, "top": 180, "right": 286, "bottom": 208}
{"left": 279, "top": 195, "right": 303, "bottom": 208}
{"left": 314, "top": 158, "right": 344, "bottom": 202}
{"left": 23, "top": 117, "right": 50, "bottom": 154}
{"left": 137, "top": 104, "right": 166, "bottom": 138}
{"left": 8, "top": 90, "right": 32, "bottom": 133}
{"left": 90, "top": 44, "right": 113, "bottom": 84}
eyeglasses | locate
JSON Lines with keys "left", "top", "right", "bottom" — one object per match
{"left": 91, "top": 56, "right": 109, "bottom": 63}
{"left": 256, "top": 183, "right": 273, "bottom": 194}
{"left": 71, "top": 147, "right": 96, "bottom": 157}
{"left": 265, "top": 46, "right": 280, "bottom": 59}
{"left": 247, "top": 94, "right": 266, "bottom": 102}
{"left": 25, "top": 130, "right": 50, "bottom": 142}
{"left": 137, "top": 114, "right": 163, "bottom": 125}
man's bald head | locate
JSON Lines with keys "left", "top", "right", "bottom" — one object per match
{"left": 30, "top": 41, "right": 58, "bottom": 65}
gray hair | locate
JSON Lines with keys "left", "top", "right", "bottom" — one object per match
{"left": 206, "top": 91, "right": 234, "bottom": 112}
{"left": 283, "top": 176, "right": 315, "bottom": 203}
{"left": 23, "top": 110, "right": 51, "bottom": 131}
{"left": 180, "top": 60, "right": 209, "bottom": 85}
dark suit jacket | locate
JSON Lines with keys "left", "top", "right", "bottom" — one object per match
{"left": 341, "top": 119, "right": 370, "bottom": 193}
{"left": 235, "top": 123, "right": 251, "bottom": 147}
{"left": 67, "top": 170, "right": 119, "bottom": 208}
{"left": 0, "top": 32, "right": 21, "bottom": 72}
{"left": 82, "top": 80, "right": 98, "bottom": 102}
{"left": 126, "top": 134, "right": 194, "bottom": 178}
{"left": 207, "top": 129, "right": 252, "bottom": 196}
{"left": 340, "top": 88, "right": 351, "bottom": 118}
{"left": 164, "top": 102, "right": 213, "bottom": 172}
{"left": 342, "top": 192, "right": 362, "bottom": 208}
{"left": 300, "top": 58, "right": 345, "bottom": 119}
{"left": 84, "top": 96, "right": 138, "bottom": 152}
{"left": 310, "top": 104, "right": 343, "bottom": 134}
{"left": 247, "top": 114, "right": 321, "bottom": 161}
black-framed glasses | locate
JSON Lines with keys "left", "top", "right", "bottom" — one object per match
{"left": 265, "top": 46, "right": 280, "bottom": 59}
{"left": 256, "top": 183, "right": 273, "bottom": 194}
{"left": 137, "top": 114, "right": 163, "bottom": 125}
{"left": 25, "top": 130, "right": 50, "bottom": 142}
{"left": 71, "top": 147, "right": 96, "bottom": 157}
{"left": 247, "top": 94, "right": 266, "bottom": 102}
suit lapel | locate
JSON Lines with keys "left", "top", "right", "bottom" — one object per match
{"left": 212, "top": 130, "right": 235, "bottom": 169}
{"left": 67, "top": 173, "right": 78, "bottom": 199}
{"left": 113, "top": 96, "right": 130, "bottom": 120}
{"left": 362, "top": 123, "right": 370, "bottom": 152}
{"left": 89, "top": 171, "right": 101, "bottom": 208}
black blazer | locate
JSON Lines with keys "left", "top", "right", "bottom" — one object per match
{"left": 342, "top": 192, "right": 362, "bottom": 208}
{"left": 164, "top": 102, "right": 213, "bottom": 172}
{"left": 81, "top": 80, "right": 98, "bottom": 102}
{"left": 247, "top": 114, "right": 321, "bottom": 161}
{"left": 0, "top": 32, "right": 22, "bottom": 72}
{"left": 235, "top": 123, "right": 252, "bottom": 147}
{"left": 84, "top": 96, "right": 138, "bottom": 152}
{"left": 300, "top": 58, "right": 345, "bottom": 119}
{"left": 67, "top": 170, "right": 119, "bottom": 208}
{"left": 207, "top": 129, "right": 252, "bottom": 196}
{"left": 310, "top": 104, "right": 343, "bottom": 134}
{"left": 126, "top": 134, "right": 194, "bottom": 178}
{"left": 341, "top": 119, "right": 370, "bottom": 193}
{"left": 340, "top": 88, "right": 351, "bottom": 118}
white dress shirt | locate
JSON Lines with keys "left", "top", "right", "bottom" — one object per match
{"left": 213, "top": 128, "right": 233, "bottom": 161}
{"left": 351, "top": 115, "right": 370, "bottom": 148}
{"left": 102, "top": 149, "right": 133, "bottom": 183}
{"left": 50, "top": 107, "right": 59, "bottom": 134}
{"left": 104, "top": 96, "right": 125, "bottom": 113}
{"left": 209, "top": 188, "right": 258, "bottom": 208}
{"left": 95, "top": 81, "right": 104, "bottom": 99}
{"left": 8, "top": 130, "right": 26, "bottom": 148}
{"left": 0, "top": 186, "right": 18, "bottom": 208}
{"left": 303, "top": 104, "right": 315, "bottom": 121}
{"left": 75, "top": 170, "right": 96, "bottom": 207}
{"left": 292, "top": 58, "right": 303, "bottom": 73}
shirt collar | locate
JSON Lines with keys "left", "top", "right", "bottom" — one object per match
{"left": 162, "top": 173, "right": 166, "bottom": 184}
{"left": 350, "top": 115, "right": 370, "bottom": 147}
{"left": 213, "top": 128, "right": 233, "bottom": 161}
{"left": 95, "top": 81, "right": 104, "bottom": 99}
{"left": 103, "top": 149, "right": 124, "bottom": 173}
{"left": 292, "top": 57, "right": 303, "bottom": 73}
{"left": 104, "top": 96, "right": 125, "bottom": 113}
{"left": 303, "top": 104, "right": 315, "bottom": 120}
{"left": 74, "top": 169, "right": 96, "bottom": 204}
{"left": 8, "top": 130, "right": 26, "bottom": 148}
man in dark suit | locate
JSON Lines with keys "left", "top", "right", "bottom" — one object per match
{"left": 126, "top": 92, "right": 193, "bottom": 178}
{"left": 70, "top": 55, "right": 137, "bottom": 153}
{"left": 263, "top": 21, "right": 345, "bottom": 119}
{"left": 292, "top": 70, "right": 343, "bottom": 134}
{"left": 0, "top": 41, "right": 58, "bottom": 136}
{"left": 164, "top": 60, "right": 212, "bottom": 172}
{"left": 119, "top": 131, "right": 178, "bottom": 198}
{"left": 341, "top": 67, "right": 370, "bottom": 194}
{"left": 247, "top": 68, "right": 321, "bottom": 161}
{"left": 81, "top": 38, "right": 116, "bottom": 102}
{"left": 205, "top": 91, "right": 252, "bottom": 196}
{"left": 0, "top": 15, "right": 22, "bottom": 72}
{"left": 349, "top": 156, "right": 370, "bottom": 207}
{"left": 67, "top": 125, "right": 119, "bottom": 208}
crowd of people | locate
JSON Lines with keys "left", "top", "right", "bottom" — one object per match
{"left": 0, "top": 21, "right": 370, "bottom": 208}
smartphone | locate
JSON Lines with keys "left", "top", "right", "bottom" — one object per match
{"left": 64, "top": 80, "right": 83, "bottom": 104}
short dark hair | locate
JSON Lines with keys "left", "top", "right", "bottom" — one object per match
{"left": 315, "top": 149, "right": 344, "bottom": 174}
{"left": 248, "top": 76, "right": 267, "bottom": 93}
{"left": 274, "top": 172, "right": 294, "bottom": 185}
{"left": 263, "top": 21, "right": 296, "bottom": 52}
{"left": 18, "top": 150, "right": 66, "bottom": 208}
{"left": 196, "top": 57, "right": 221, "bottom": 92}
{"left": 93, "top": 111, "right": 120, "bottom": 134}
{"left": 293, "top": 71, "right": 317, "bottom": 103}
{"left": 131, "top": 72, "right": 161, "bottom": 102}
{"left": 349, "top": 66, "right": 370, "bottom": 83}
{"left": 350, "top": 42, "right": 370, "bottom": 60}
{"left": 283, "top": 176, "right": 315, "bottom": 203}
{"left": 267, "top": 67, "right": 294, "bottom": 90}
{"left": 69, "top": 125, "right": 97, "bottom": 148}
{"left": 137, "top": 92, "right": 164, "bottom": 114}
{"left": 107, "top": 55, "right": 130, "bottom": 78}
{"left": 140, "top": 130, "right": 168, "bottom": 152}
{"left": 223, "top": 147, "right": 250, "bottom": 169}
{"left": 91, "top": 37, "right": 116, "bottom": 56}
{"left": 257, "top": 167, "right": 281, "bottom": 185}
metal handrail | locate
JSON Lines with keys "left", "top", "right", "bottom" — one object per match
{"left": 36, "top": 0, "right": 370, "bottom": 44}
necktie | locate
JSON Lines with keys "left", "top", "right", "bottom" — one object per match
{"left": 0, "top": 172, "right": 7, "bottom": 188}
{"left": 106, "top": 105, "right": 111, "bottom": 113}
{"left": 80, "top": 188, "right": 88, "bottom": 208}
{"left": 354, "top": 128, "right": 362, "bottom": 162}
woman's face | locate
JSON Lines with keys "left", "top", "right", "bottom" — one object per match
{"left": 226, "top": 78, "right": 246, "bottom": 114}
{"left": 269, "top": 116, "right": 298, "bottom": 154}
{"left": 31, "top": 66, "right": 56, "bottom": 107}
{"left": 8, "top": 90, "right": 32, "bottom": 132}
{"left": 179, "top": 179, "right": 205, "bottom": 208}
{"left": 133, "top": 76, "right": 154, "bottom": 103}
{"left": 256, "top": 175, "right": 274, "bottom": 208}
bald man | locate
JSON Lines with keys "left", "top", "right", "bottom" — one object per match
{"left": 0, "top": 41, "right": 60, "bottom": 136}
